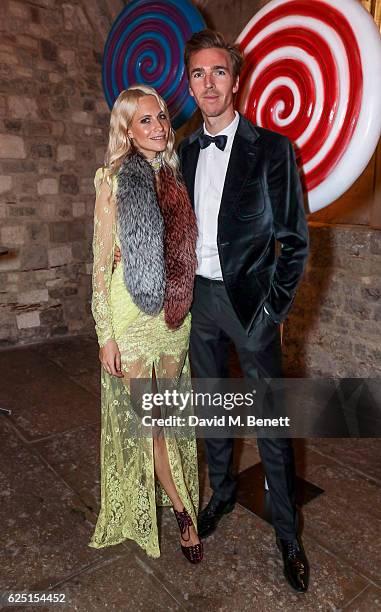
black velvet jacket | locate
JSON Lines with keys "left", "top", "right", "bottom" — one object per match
{"left": 178, "top": 114, "right": 309, "bottom": 334}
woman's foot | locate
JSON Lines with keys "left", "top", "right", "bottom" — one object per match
{"left": 174, "top": 507, "right": 203, "bottom": 564}
{"left": 180, "top": 522, "right": 200, "bottom": 548}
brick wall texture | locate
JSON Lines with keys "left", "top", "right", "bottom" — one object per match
{"left": 0, "top": 0, "right": 117, "bottom": 345}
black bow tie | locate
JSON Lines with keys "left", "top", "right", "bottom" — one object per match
{"left": 198, "top": 133, "right": 228, "bottom": 151}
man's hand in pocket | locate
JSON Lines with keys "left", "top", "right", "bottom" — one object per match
{"left": 113, "top": 246, "right": 121, "bottom": 271}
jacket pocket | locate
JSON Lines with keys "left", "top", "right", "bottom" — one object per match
{"left": 235, "top": 178, "right": 266, "bottom": 219}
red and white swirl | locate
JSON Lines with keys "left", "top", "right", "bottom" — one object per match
{"left": 236, "top": 0, "right": 381, "bottom": 212}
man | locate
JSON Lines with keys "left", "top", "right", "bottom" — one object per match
{"left": 179, "top": 29, "right": 309, "bottom": 592}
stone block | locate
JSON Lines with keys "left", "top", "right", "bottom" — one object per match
{"left": 31, "top": 144, "right": 53, "bottom": 158}
{"left": 27, "top": 0, "right": 54, "bottom": 8}
{"left": 39, "top": 202, "right": 56, "bottom": 219}
{"left": 9, "top": 206, "right": 36, "bottom": 218}
{"left": 0, "top": 287, "right": 17, "bottom": 304}
{"left": 72, "top": 201, "right": 85, "bottom": 217}
{"left": 39, "top": 304, "right": 64, "bottom": 325}
{"left": 57, "top": 48, "right": 76, "bottom": 70}
{"left": 49, "top": 72, "right": 62, "bottom": 84}
{"left": 6, "top": 273, "right": 19, "bottom": 283}
{"left": 49, "top": 284, "right": 78, "bottom": 299}
{"left": 374, "top": 306, "right": 381, "bottom": 321}
{"left": 37, "top": 178, "right": 58, "bottom": 195}
{"left": 71, "top": 240, "right": 88, "bottom": 261}
{"left": 2, "top": 160, "right": 36, "bottom": 173}
{"left": 0, "top": 176, "right": 12, "bottom": 194}
{"left": 51, "top": 121, "right": 65, "bottom": 138}
{"left": 80, "top": 178, "right": 93, "bottom": 195}
{"left": 16, "top": 175, "right": 37, "bottom": 195}
{"left": 57, "top": 144, "right": 75, "bottom": 162}
{"left": 83, "top": 98, "right": 95, "bottom": 112}
{"left": 16, "top": 310, "right": 40, "bottom": 329}
{"left": 95, "top": 114, "right": 109, "bottom": 128}
{"left": 0, "top": 63, "right": 12, "bottom": 80}
{"left": 68, "top": 220, "right": 85, "bottom": 241}
{"left": 62, "top": 4, "right": 92, "bottom": 32}
{"left": 76, "top": 145, "right": 94, "bottom": 162}
{"left": 24, "top": 121, "right": 51, "bottom": 137}
{"left": 84, "top": 126, "right": 102, "bottom": 138}
{"left": 0, "top": 308, "right": 16, "bottom": 339}
{"left": 14, "top": 66, "right": 34, "bottom": 79}
{"left": 51, "top": 324, "right": 69, "bottom": 336}
{"left": 35, "top": 268, "right": 56, "bottom": 282}
{"left": 8, "top": 1, "right": 31, "bottom": 20}
{"left": 50, "top": 96, "right": 67, "bottom": 113}
{"left": 59, "top": 174, "right": 79, "bottom": 195}
{"left": 16, "top": 34, "right": 39, "bottom": 50}
{"left": 57, "top": 204, "right": 72, "bottom": 219}
{"left": 95, "top": 147, "right": 104, "bottom": 164}
{"left": 71, "top": 111, "right": 93, "bottom": 125}
{"left": 48, "top": 245, "right": 72, "bottom": 267}
{"left": 40, "top": 38, "right": 57, "bottom": 62}
{"left": 344, "top": 298, "right": 371, "bottom": 320}
{"left": 18, "top": 289, "right": 49, "bottom": 305}
{"left": 0, "top": 94, "right": 7, "bottom": 116}
{"left": 370, "top": 232, "right": 381, "bottom": 255}
{"left": 49, "top": 221, "right": 69, "bottom": 243}
{"left": 63, "top": 297, "right": 87, "bottom": 322}
{"left": 1, "top": 225, "right": 26, "bottom": 246}
{"left": 0, "top": 134, "right": 26, "bottom": 159}
{"left": 8, "top": 95, "right": 38, "bottom": 119}
{"left": 27, "top": 222, "right": 49, "bottom": 242}
{"left": 20, "top": 245, "right": 48, "bottom": 270}
{"left": 0, "top": 51, "right": 18, "bottom": 66}
{"left": 361, "top": 286, "right": 380, "bottom": 302}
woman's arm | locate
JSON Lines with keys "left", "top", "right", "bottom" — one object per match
{"left": 91, "top": 171, "right": 123, "bottom": 377}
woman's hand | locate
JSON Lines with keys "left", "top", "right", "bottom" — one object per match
{"left": 99, "top": 339, "right": 124, "bottom": 377}
{"left": 113, "top": 246, "right": 121, "bottom": 271}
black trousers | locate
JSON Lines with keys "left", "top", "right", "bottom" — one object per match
{"left": 190, "top": 276, "right": 298, "bottom": 540}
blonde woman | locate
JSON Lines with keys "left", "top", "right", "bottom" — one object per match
{"left": 88, "top": 85, "right": 202, "bottom": 563}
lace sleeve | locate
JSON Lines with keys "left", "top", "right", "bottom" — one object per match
{"left": 91, "top": 168, "right": 116, "bottom": 348}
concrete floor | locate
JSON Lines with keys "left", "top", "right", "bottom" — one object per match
{"left": 1, "top": 335, "right": 380, "bottom": 611}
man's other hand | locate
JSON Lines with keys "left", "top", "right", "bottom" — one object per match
{"left": 113, "top": 246, "right": 121, "bottom": 271}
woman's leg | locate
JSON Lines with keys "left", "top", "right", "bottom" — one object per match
{"left": 151, "top": 359, "right": 200, "bottom": 548}
{"left": 153, "top": 434, "right": 200, "bottom": 547}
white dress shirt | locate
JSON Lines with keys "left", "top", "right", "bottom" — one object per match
{"left": 194, "top": 111, "right": 240, "bottom": 280}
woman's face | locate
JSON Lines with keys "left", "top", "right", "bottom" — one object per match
{"left": 127, "top": 95, "right": 170, "bottom": 159}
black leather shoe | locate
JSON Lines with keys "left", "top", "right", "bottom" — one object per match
{"left": 276, "top": 537, "right": 309, "bottom": 592}
{"left": 198, "top": 495, "right": 235, "bottom": 539}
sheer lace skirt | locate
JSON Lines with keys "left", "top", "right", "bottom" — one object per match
{"left": 89, "top": 310, "right": 199, "bottom": 558}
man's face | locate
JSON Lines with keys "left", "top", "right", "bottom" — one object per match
{"left": 188, "top": 47, "right": 239, "bottom": 119}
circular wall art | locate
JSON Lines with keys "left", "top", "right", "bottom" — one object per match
{"left": 236, "top": 0, "right": 381, "bottom": 211}
{"left": 102, "top": 0, "right": 206, "bottom": 130}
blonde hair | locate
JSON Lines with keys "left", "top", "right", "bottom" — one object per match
{"left": 104, "top": 85, "right": 179, "bottom": 177}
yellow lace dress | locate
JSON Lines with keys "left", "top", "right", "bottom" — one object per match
{"left": 88, "top": 167, "right": 199, "bottom": 558}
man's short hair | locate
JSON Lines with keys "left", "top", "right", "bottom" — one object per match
{"left": 184, "top": 29, "right": 244, "bottom": 80}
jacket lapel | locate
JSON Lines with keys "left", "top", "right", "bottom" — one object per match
{"left": 219, "top": 115, "right": 260, "bottom": 217}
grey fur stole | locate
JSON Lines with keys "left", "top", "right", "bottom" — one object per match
{"left": 116, "top": 152, "right": 165, "bottom": 315}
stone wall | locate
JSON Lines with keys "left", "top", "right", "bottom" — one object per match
{"left": 284, "top": 225, "right": 381, "bottom": 377}
{"left": 0, "top": 0, "right": 124, "bottom": 346}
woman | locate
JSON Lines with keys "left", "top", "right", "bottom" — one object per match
{"left": 88, "top": 85, "right": 202, "bottom": 563}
